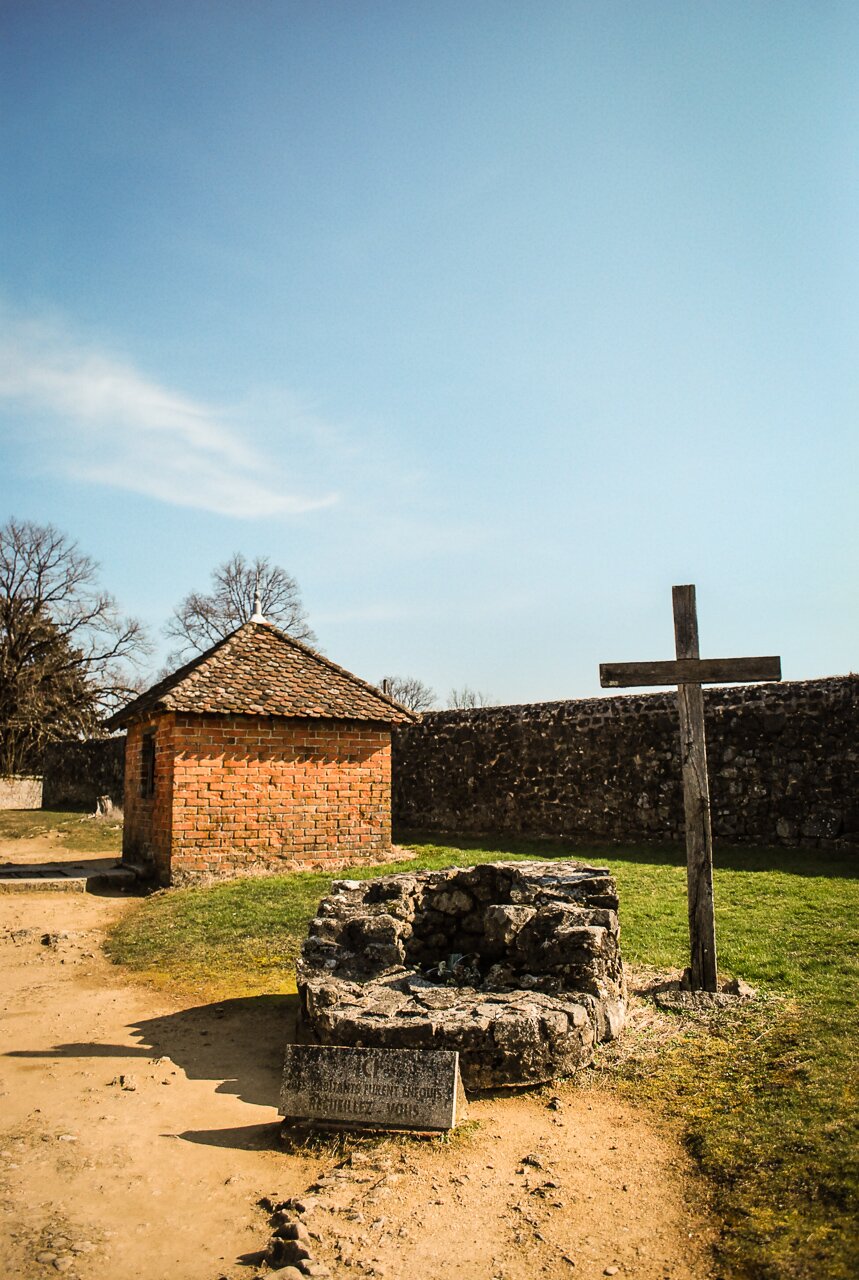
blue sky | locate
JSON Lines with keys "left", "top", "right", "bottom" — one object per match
{"left": 1, "top": 1, "right": 856, "bottom": 704}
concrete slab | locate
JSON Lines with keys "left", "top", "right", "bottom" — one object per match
{"left": 0, "top": 875, "right": 87, "bottom": 893}
{"left": 0, "top": 860, "right": 139, "bottom": 894}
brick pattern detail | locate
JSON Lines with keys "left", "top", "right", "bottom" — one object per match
{"left": 122, "top": 719, "right": 174, "bottom": 879}
{"left": 122, "top": 713, "right": 392, "bottom": 885}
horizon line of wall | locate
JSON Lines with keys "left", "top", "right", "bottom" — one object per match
{"left": 35, "top": 674, "right": 857, "bottom": 851}
{"left": 392, "top": 675, "right": 858, "bottom": 851}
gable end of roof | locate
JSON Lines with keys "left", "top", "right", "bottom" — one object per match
{"left": 105, "top": 621, "right": 416, "bottom": 729}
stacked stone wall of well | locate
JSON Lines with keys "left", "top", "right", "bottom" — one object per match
{"left": 392, "top": 675, "right": 858, "bottom": 850}
{"left": 121, "top": 713, "right": 393, "bottom": 885}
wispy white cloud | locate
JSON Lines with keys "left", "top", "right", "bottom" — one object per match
{"left": 0, "top": 309, "right": 337, "bottom": 518}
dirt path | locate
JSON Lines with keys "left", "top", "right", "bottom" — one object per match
{"left": 0, "top": 831, "right": 123, "bottom": 885}
{"left": 0, "top": 884, "right": 717, "bottom": 1280}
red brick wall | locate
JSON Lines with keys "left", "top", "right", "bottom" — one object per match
{"left": 121, "top": 717, "right": 175, "bottom": 880}
{"left": 124, "top": 712, "right": 393, "bottom": 885}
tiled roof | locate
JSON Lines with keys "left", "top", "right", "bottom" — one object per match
{"left": 105, "top": 622, "right": 416, "bottom": 728}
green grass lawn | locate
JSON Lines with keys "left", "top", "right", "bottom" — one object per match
{"left": 106, "top": 836, "right": 858, "bottom": 1280}
{"left": 0, "top": 807, "right": 123, "bottom": 854}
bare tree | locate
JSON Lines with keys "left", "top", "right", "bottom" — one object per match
{"left": 378, "top": 675, "right": 437, "bottom": 713}
{"left": 165, "top": 552, "right": 317, "bottom": 661}
{"left": 448, "top": 685, "right": 493, "bottom": 709}
{"left": 0, "top": 518, "right": 149, "bottom": 775}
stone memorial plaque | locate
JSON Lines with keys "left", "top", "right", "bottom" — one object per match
{"left": 279, "top": 1043, "right": 466, "bottom": 1131}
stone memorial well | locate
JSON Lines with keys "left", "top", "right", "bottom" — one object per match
{"left": 297, "top": 860, "right": 626, "bottom": 1089}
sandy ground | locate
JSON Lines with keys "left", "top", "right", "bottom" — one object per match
{"left": 0, "top": 831, "right": 121, "bottom": 883}
{"left": 0, "top": 856, "right": 717, "bottom": 1280}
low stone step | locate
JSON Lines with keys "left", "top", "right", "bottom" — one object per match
{"left": 0, "top": 861, "right": 141, "bottom": 894}
{"left": 0, "top": 873, "right": 87, "bottom": 894}
{"left": 87, "top": 864, "right": 140, "bottom": 891}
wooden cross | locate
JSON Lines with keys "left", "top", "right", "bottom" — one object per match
{"left": 599, "top": 585, "right": 781, "bottom": 992}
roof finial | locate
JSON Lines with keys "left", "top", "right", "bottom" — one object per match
{"left": 250, "top": 578, "right": 265, "bottom": 623}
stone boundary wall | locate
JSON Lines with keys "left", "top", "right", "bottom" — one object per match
{"left": 42, "top": 738, "right": 126, "bottom": 809}
{"left": 0, "top": 775, "right": 44, "bottom": 810}
{"left": 392, "top": 676, "right": 858, "bottom": 851}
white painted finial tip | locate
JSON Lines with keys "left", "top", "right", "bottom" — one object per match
{"left": 250, "top": 589, "right": 265, "bottom": 623}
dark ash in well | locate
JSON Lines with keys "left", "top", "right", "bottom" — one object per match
{"left": 296, "top": 861, "right": 626, "bottom": 1088}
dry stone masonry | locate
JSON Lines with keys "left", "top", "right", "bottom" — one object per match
{"left": 297, "top": 860, "right": 626, "bottom": 1089}
{"left": 392, "top": 676, "right": 858, "bottom": 850}
{"left": 42, "top": 738, "right": 124, "bottom": 809}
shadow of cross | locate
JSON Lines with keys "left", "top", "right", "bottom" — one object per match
{"left": 600, "top": 584, "right": 781, "bottom": 993}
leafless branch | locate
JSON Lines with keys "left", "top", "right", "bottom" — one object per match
{"left": 448, "top": 686, "right": 494, "bottom": 709}
{"left": 0, "top": 518, "right": 150, "bottom": 774}
{"left": 378, "top": 675, "right": 437, "bottom": 713}
{"left": 165, "top": 552, "right": 317, "bottom": 659}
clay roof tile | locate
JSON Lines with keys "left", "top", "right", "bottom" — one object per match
{"left": 105, "top": 621, "right": 416, "bottom": 729}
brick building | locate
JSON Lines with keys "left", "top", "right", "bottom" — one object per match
{"left": 105, "top": 619, "right": 414, "bottom": 885}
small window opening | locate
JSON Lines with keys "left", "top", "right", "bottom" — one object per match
{"left": 141, "top": 731, "right": 156, "bottom": 798}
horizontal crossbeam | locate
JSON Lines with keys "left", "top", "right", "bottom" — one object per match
{"left": 599, "top": 656, "right": 782, "bottom": 688}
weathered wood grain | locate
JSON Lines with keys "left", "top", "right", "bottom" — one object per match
{"left": 598, "top": 584, "right": 782, "bottom": 993}
{"left": 672, "top": 584, "right": 718, "bottom": 993}
{"left": 599, "top": 656, "right": 781, "bottom": 688}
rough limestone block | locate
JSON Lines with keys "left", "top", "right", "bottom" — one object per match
{"left": 297, "top": 860, "right": 626, "bottom": 1088}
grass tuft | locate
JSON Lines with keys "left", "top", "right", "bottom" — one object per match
{"left": 0, "top": 807, "right": 123, "bottom": 854}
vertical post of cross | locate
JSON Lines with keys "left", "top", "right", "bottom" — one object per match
{"left": 599, "top": 585, "right": 780, "bottom": 993}
{"left": 672, "top": 585, "right": 718, "bottom": 992}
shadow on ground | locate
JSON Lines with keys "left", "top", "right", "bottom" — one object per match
{"left": 397, "top": 831, "right": 859, "bottom": 879}
{"left": 0, "top": 855, "right": 111, "bottom": 877}
{"left": 130, "top": 993, "right": 300, "bottom": 1107}
{"left": 0, "top": 856, "right": 147, "bottom": 896}
{"left": 5, "top": 993, "right": 300, "bottom": 1149}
